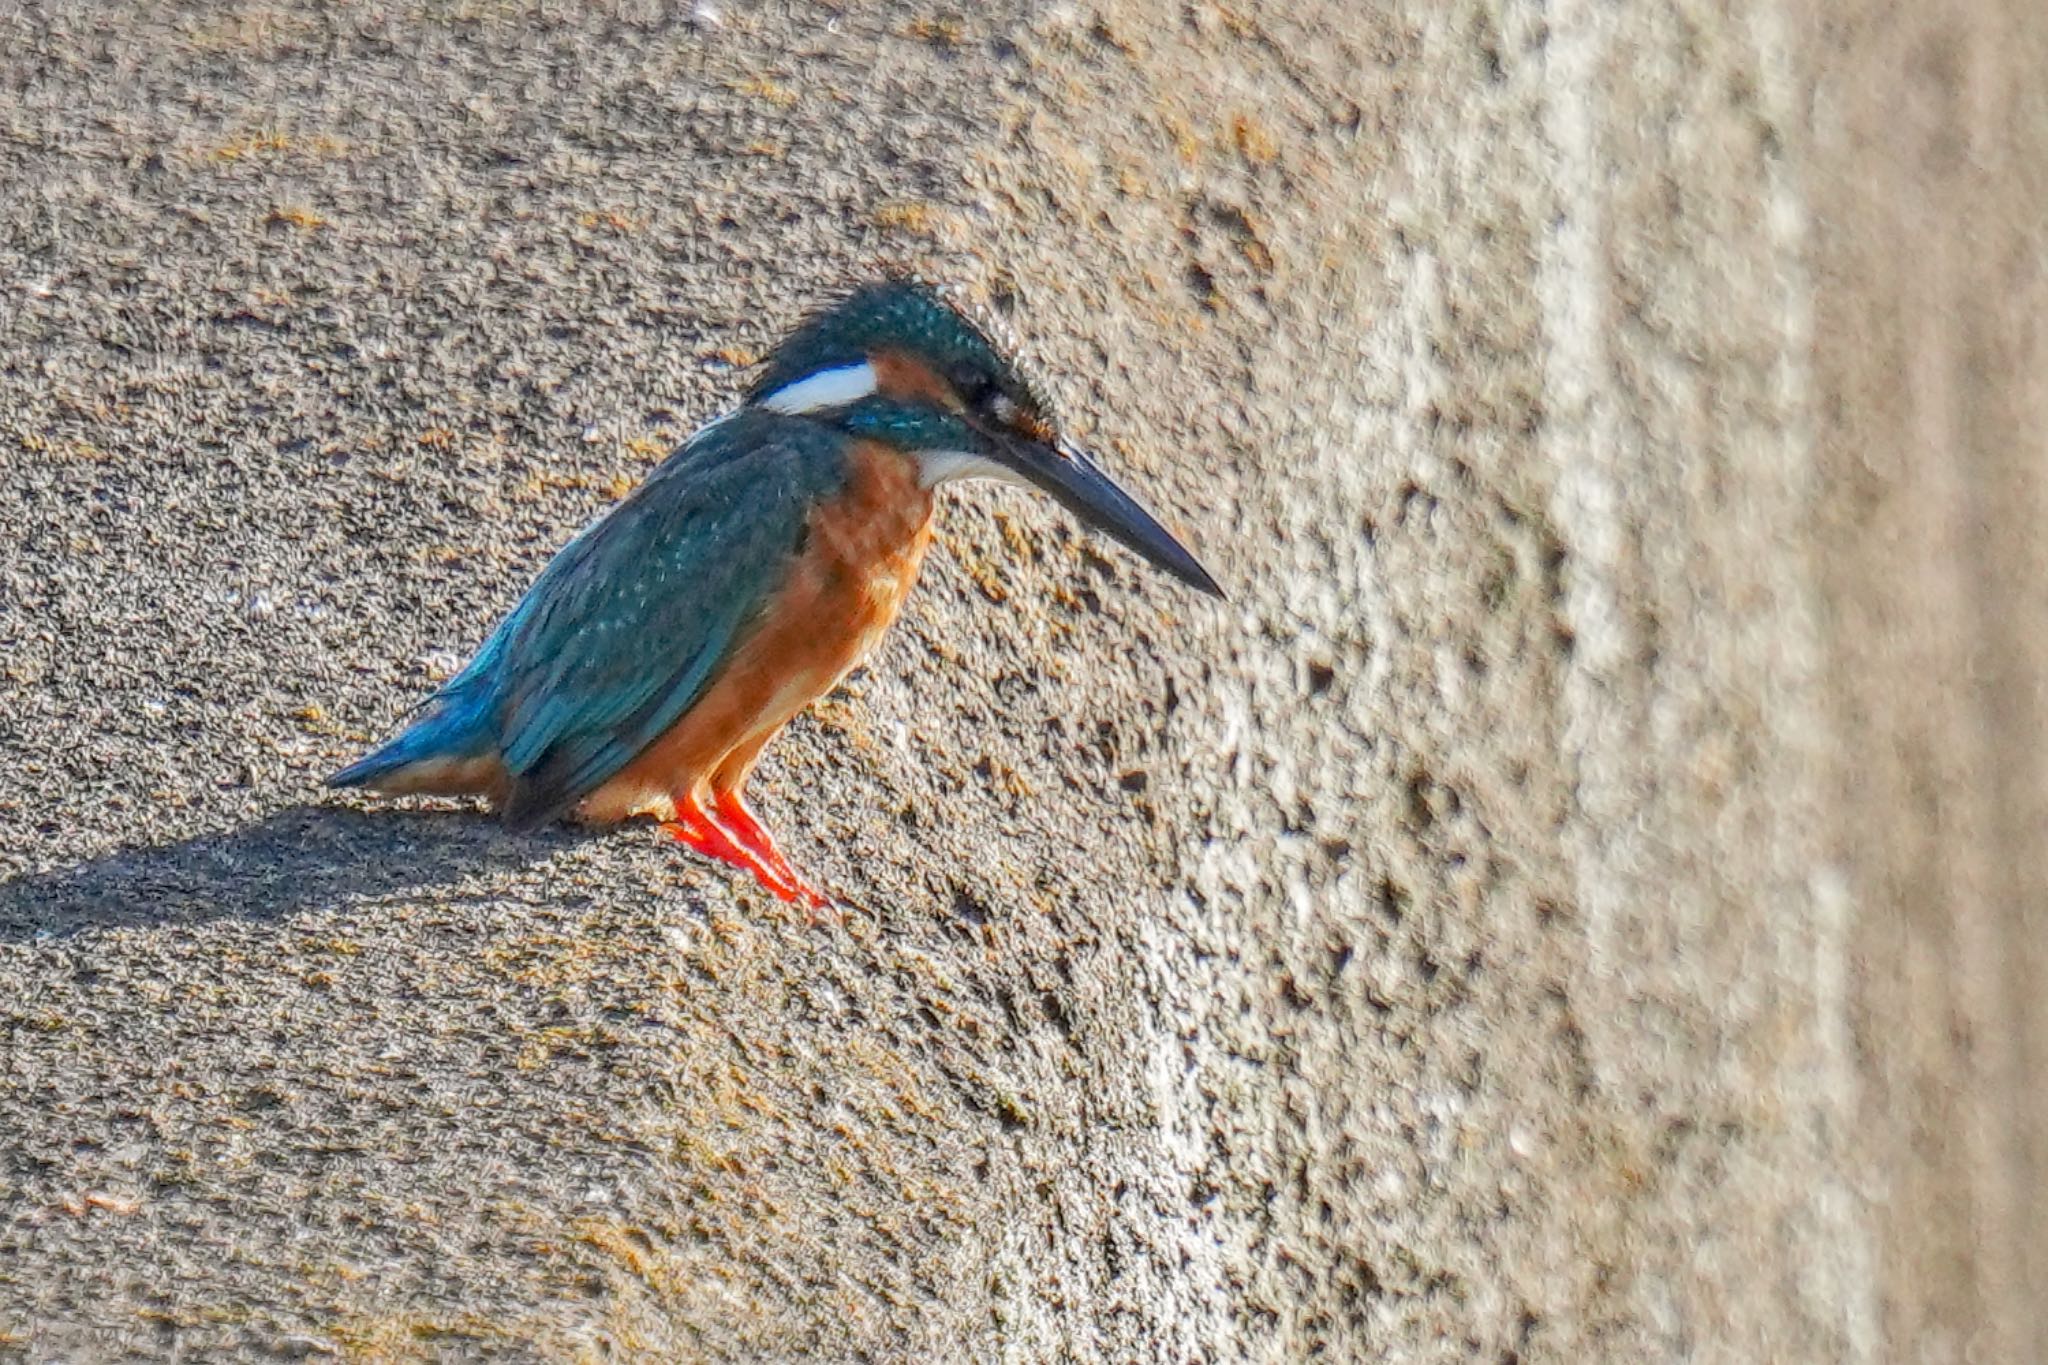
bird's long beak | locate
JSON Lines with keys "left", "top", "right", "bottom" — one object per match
{"left": 993, "top": 435, "right": 1225, "bottom": 598}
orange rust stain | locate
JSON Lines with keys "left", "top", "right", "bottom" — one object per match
{"left": 579, "top": 440, "right": 935, "bottom": 824}
{"left": 870, "top": 348, "right": 961, "bottom": 409}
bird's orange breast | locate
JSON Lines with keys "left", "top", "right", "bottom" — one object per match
{"left": 578, "top": 440, "right": 935, "bottom": 823}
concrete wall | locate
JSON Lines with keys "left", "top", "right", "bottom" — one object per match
{"left": 1, "top": 0, "right": 2040, "bottom": 1358}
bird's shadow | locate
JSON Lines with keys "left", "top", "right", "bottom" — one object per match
{"left": 0, "top": 804, "right": 592, "bottom": 944}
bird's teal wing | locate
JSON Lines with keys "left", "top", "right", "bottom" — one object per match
{"left": 488, "top": 411, "right": 847, "bottom": 829}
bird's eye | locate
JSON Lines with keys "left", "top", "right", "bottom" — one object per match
{"left": 986, "top": 392, "right": 1019, "bottom": 426}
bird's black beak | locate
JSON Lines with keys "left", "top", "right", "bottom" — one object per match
{"left": 994, "top": 435, "right": 1226, "bottom": 599}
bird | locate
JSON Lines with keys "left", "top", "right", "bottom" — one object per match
{"left": 328, "top": 279, "right": 1223, "bottom": 910}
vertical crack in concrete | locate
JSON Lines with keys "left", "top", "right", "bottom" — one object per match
{"left": 1536, "top": 0, "right": 1633, "bottom": 1059}
{"left": 1745, "top": 5, "right": 1879, "bottom": 1359}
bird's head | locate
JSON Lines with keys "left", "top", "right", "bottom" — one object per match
{"left": 747, "top": 279, "right": 1223, "bottom": 599}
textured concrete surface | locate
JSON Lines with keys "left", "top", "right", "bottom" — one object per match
{"left": 2, "top": 0, "right": 2043, "bottom": 1360}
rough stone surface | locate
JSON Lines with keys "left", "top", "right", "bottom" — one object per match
{"left": 1, "top": 0, "right": 2042, "bottom": 1360}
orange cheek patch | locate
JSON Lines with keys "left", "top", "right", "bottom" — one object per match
{"left": 871, "top": 349, "right": 962, "bottom": 409}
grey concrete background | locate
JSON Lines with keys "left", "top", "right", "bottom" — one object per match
{"left": 1, "top": 0, "right": 2042, "bottom": 1360}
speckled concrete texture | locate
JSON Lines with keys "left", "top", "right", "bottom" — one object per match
{"left": 1, "top": 0, "right": 2043, "bottom": 1360}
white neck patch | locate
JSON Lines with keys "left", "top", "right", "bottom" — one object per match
{"left": 756, "top": 361, "right": 879, "bottom": 415}
{"left": 919, "top": 450, "right": 1026, "bottom": 489}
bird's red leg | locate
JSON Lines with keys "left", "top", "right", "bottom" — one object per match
{"left": 708, "top": 789, "right": 831, "bottom": 913}
{"left": 660, "top": 789, "right": 804, "bottom": 903}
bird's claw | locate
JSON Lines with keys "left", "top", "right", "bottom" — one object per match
{"left": 662, "top": 791, "right": 835, "bottom": 922}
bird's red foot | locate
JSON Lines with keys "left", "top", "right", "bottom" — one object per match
{"left": 661, "top": 791, "right": 806, "bottom": 905}
{"left": 660, "top": 791, "right": 834, "bottom": 919}
{"left": 709, "top": 790, "right": 833, "bottom": 916}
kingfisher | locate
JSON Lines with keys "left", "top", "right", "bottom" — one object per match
{"left": 328, "top": 280, "right": 1222, "bottom": 909}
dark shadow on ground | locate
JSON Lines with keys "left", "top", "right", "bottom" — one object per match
{"left": 0, "top": 804, "right": 591, "bottom": 943}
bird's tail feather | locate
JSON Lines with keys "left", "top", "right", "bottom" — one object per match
{"left": 326, "top": 691, "right": 494, "bottom": 792}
